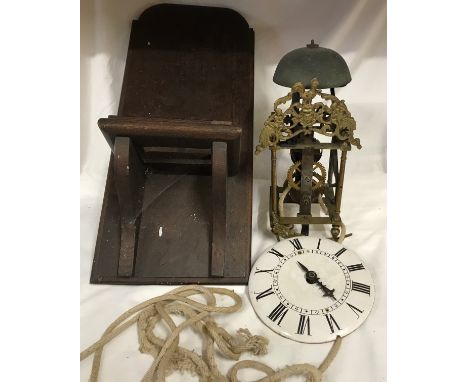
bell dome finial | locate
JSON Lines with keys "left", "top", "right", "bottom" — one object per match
{"left": 273, "top": 42, "right": 351, "bottom": 89}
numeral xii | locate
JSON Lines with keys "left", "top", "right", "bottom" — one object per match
{"left": 289, "top": 238, "right": 303, "bottom": 250}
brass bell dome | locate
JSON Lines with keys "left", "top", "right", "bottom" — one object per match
{"left": 273, "top": 40, "right": 351, "bottom": 89}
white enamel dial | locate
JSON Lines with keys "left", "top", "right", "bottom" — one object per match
{"left": 249, "top": 236, "right": 375, "bottom": 343}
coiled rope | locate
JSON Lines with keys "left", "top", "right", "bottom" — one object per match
{"left": 80, "top": 285, "right": 342, "bottom": 381}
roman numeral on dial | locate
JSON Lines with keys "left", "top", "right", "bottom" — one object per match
{"left": 351, "top": 281, "right": 371, "bottom": 295}
{"left": 254, "top": 267, "right": 274, "bottom": 275}
{"left": 334, "top": 248, "right": 347, "bottom": 257}
{"left": 346, "top": 302, "right": 364, "bottom": 318}
{"left": 296, "top": 314, "right": 311, "bottom": 335}
{"left": 289, "top": 238, "right": 303, "bottom": 250}
{"left": 325, "top": 313, "right": 341, "bottom": 333}
{"left": 268, "top": 303, "right": 288, "bottom": 326}
{"left": 255, "top": 287, "right": 274, "bottom": 301}
{"left": 268, "top": 248, "right": 284, "bottom": 259}
{"left": 317, "top": 238, "right": 321, "bottom": 249}
{"left": 347, "top": 263, "right": 365, "bottom": 272}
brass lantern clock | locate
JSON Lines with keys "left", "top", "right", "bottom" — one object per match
{"left": 256, "top": 40, "right": 362, "bottom": 242}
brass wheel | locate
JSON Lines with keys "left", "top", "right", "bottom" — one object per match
{"left": 287, "top": 161, "right": 326, "bottom": 191}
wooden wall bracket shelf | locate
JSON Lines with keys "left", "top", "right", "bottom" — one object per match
{"left": 90, "top": 4, "right": 254, "bottom": 285}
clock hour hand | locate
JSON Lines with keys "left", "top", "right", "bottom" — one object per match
{"left": 296, "top": 261, "right": 310, "bottom": 273}
{"left": 297, "top": 261, "right": 336, "bottom": 301}
{"left": 316, "top": 279, "right": 337, "bottom": 301}
{"left": 303, "top": 269, "right": 337, "bottom": 301}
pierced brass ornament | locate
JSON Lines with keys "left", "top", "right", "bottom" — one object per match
{"left": 271, "top": 211, "right": 299, "bottom": 239}
{"left": 255, "top": 79, "right": 361, "bottom": 155}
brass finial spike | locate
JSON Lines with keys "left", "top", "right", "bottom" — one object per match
{"left": 306, "top": 40, "right": 319, "bottom": 48}
{"left": 310, "top": 78, "right": 319, "bottom": 90}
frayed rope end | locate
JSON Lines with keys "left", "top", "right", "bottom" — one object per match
{"left": 229, "top": 328, "right": 269, "bottom": 356}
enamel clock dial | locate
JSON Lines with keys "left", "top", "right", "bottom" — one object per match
{"left": 249, "top": 236, "right": 375, "bottom": 343}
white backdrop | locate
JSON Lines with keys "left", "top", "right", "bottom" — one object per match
{"left": 80, "top": 0, "right": 386, "bottom": 380}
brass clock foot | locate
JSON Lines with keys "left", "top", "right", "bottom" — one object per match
{"left": 331, "top": 225, "right": 340, "bottom": 241}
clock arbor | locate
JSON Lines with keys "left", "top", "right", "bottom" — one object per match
{"left": 256, "top": 40, "right": 361, "bottom": 242}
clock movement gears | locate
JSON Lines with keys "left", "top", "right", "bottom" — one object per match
{"left": 287, "top": 161, "right": 326, "bottom": 191}
{"left": 255, "top": 68, "right": 361, "bottom": 242}
{"left": 289, "top": 139, "right": 323, "bottom": 163}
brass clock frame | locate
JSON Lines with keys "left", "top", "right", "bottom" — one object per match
{"left": 256, "top": 79, "right": 361, "bottom": 241}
